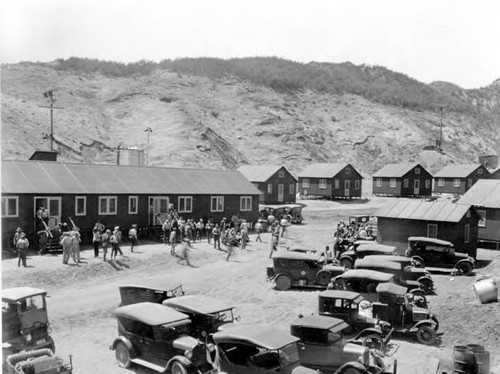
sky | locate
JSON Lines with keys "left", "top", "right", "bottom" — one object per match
{"left": 1, "top": 0, "right": 499, "bottom": 89}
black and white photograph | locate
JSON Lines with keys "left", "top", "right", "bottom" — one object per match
{"left": 1, "top": 1, "right": 499, "bottom": 373}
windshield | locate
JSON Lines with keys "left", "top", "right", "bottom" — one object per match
{"left": 212, "top": 308, "right": 234, "bottom": 323}
{"left": 327, "top": 330, "right": 343, "bottom": 344}
{"left": 278, "top": 343, "right": 300, "bottom": 367}
{"left": 158, "top": 323, "right": 190, "bottom": 340}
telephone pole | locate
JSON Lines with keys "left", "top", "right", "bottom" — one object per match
{"left": 144, "top": 126, "right": 153, "bottom": 165}
{"left": 438, "top": 107, "right": 444, "bottom": 152}
{"left": 39, "top": 90, "right": 63, "bottom": 151}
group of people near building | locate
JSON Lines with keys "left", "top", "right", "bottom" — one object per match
{"left": 90, "top": 224, "right": 139, "bottom": 261}
{"left": 331, "top": 219, "right": 375, "bottom": 258}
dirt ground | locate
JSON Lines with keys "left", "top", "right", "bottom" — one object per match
{"left": 2, "top": 198, "right": 499, "bottom": 374}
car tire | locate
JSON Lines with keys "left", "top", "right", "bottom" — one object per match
{"left": 47, "top": 336, "right": 56, "bottom": 353}
{"left": 171, "top": 361, "right": 188, "bottom": 374}
{"left": 362, "top": 333, "right": 384, "bottom": 350}
{"left": 456, "top": 261, "right": 473, "bottom": 276}
{"left": 340, "top": 258, "right": 353, "bottom": 269}
{"left": 411, "top": 256, "right": 425, "bottom": 268}
{"left": 115, "top": 342, "right": 132, "bottom": 368}
{"left": 316, "top": 270, "right": 332, "bottom": 286}
{"left": 275, "top": 274, "right": 292, "bottom": 291}
{"left": 416, "top": 325, "right": 437, "bottom": 345}
{"left": 431, "top": 315, "right": 440, "bottom": 332}
{"left": 417, "top": 278, "right": 434, "bottom": 295}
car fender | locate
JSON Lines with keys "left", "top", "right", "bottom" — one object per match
{"left": 166, "top": 355, "right": 192, "bottom": 371}
{"left": 416, "top": 275, "right": 433, "bottom": 283}
{"left": 333, "top": 361, "right": 367, "bottom": 374}
{"left": 351, "top": 327, "right": 383, "bottom": 340}
{"left": 110, "top": 336, "right": 135, "bottom": 357}
{"left": 273, "top": 272, "right": 290, "bottom": 281}
{"left": 410, "top": 255, "right": 425, "bottom": 266}
{"left": 456, "top": 259, "right": 475, "bottom": 269}
{"left": 410, "top": 320, "right": 436, "bottom": 333}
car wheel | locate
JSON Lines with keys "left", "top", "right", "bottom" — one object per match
{"left": 362, "top": 334, "right": 384, "bottom": 350}
{"left": 416, "top": 325, "right": 437, "bottom": 345}
{"left": 411, "top": 256, "right": 425, "bottom": 268}
{"left": 47, "top": 336, "right": 56, "bottom": 353}
{"left": 115, "top": 342, "right": 132, "bottom": 368}
{"left": 340, "top": 258, "right": 353, "bottom": 269}
{"left": 431, "top": 315, "right": 439, "bottom": 332}
{"left": 275, "top": 274, "right": 292, "bottom": 291}
{"left": 171, "top": 361, "right": 188, "bottom": 374}
{"left": 316, "top": 270, "right": 332, "bottom": 286}
{"left": 366, "top": 282, "right": 378, "bottom": 294}
{"left": 409, "top": 288, "right": 425, "bottom": 297}
{"left": 342, "top": 367, "right": 364, "bottom": 374}
{"left": 417, "top": 278, "right": 434, "bottom": 295}
{"left": 456, "top": 261, "right": 473, "bottom": 276}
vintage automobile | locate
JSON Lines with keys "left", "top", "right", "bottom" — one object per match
{"left": 110, "top": 302, "right": 213, "bottom": 373}
{"left": 406, "top": 237, "right": 475, "bottom": 275}
{"left": 372, "top": 283, "right": 439, "bottom": 345}
{"left": 211, "top": 324, "right": 317, "bottom": 374}
{"left": 339, "top": 243, "right": 396, "bottom": 269}
{"left": 353, "top": 258, "right": 431, "bottom": 295}
{"left": 163, "top": 295, "right": 236, "bottom": 339}
{"left": 119, "top": 284, "right": 185, "bottom": 306}
{"left": 5, "top": 348, "right": 73, "bottom": 374}
{"left": 267, "top": 251, "right": 345, "bottom": 290}
{"left": 290, "top": 315, "right": 396, "bottom": 373}
{"left": 2, "top": 287, "right": 55, "bottom": 357}
{"left": 259, "top": 204, "right": 304, "bottom": 224}
{"left": 318, "top": 290, "right": 393, "bottom": 351}
{"left": 329, "top": 269, "right": 396, "bottom": 298}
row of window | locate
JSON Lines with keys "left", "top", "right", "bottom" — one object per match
{"left": 301, "top": 179, "right": 361, "bottom": 190}
{"left": 437, "top": 178, "right": 474, "bottom": 188}
{"left": 375, "top": 178, "right": 431, "bottom": 189}
{"left": 267, "top": 183, "right": 295, "bottom": 195}
{"left": 1, "top": 195, "right": 253, "bottom": 218}
{"left": 427, "top": 223, "right": 471, "bottom": 243}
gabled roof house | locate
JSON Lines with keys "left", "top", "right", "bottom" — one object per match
{"left": 372, "top": 163, "right": 432, "bottom": 197}
{"left": 433, "top": 164, "right": 490, "bottom": 195}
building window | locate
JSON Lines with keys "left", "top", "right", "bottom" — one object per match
{"left": 477, "top": 210, "right": 486, "bottom": 227}
{"left": 390, "top": 178, "right": 397, "bottom": 188}
{"left": 278, "top": 170, "right": 285, "bottom": 178}
{"left": 453, "top": 178, "right": 461, "bottom": 188}
{"left": 178, "top": 196, "right": 193, "bottom": 213}
{"left": 129, "top": 196, "right": 138, "bottom": 214}
{"left": 427, "top": 224, "right": 438, "bottom": 239}
{"left": 99, "top": 196, "right": 117, "bottom": 215}
{"left": 438, "top": 178, "right": 445, "bottom": 187}
{"left": 240, "top": 196, "right": 252, "bottom": 211}
{"left": 267, "top": 183, "right": 273, "bottom": 194}
{"left": 1, "top": 196, "right": 19, "bottom": 217}
{"left": 302, "top": 179, "right": 309, "bottom": 188}
{"left": 464, "top": 224, "right": 470, "bottom": 243}
{"left": 478, "top": 168, "right": 483, "bottom": 175}
{"left": 75, "top": 196, "right": 86, "bottom": 216}
{"left": 345, "top": 167, "right": 351, "bottom": 174}
{"left": 211, "top": 196, "right": 224, "bottom": 212}
{"left": 415, "top": 167, "right": 421, "bottom": 174}
{"left": 425, "top": 180, "right": 431, "bottom": 189}
{"left": 289, "top": 184, "right": 294, "bottom": 194}
{"left": 468, "top": 179, "right": 473, "bottom": 188}
{"left": 375, "top": 178, "right": 382, "bottom": 187}
{"left": 404, "top": 179, "right": 409, "bottom": 188}
{"left": 355, "top": 180, "right": 360, "bottom": 190}
{"left": 319, "top": 179, "right": 327, "bottom": 189}
{"left": 334, "top": 179, "right": 340, "bottom": 189}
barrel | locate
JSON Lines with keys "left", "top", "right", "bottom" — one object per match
{"left": 453, "top": 345, "right": 473, "bottom": 374}
{"left": 467, "top": 344, "right": 490, "bottom": 374}
{"left": 473, "top": 277, "right": 498, "bottom": 304}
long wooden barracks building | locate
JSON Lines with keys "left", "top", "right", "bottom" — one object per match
{"left": 1, "top": 160, "right": 261, "bottom": 247}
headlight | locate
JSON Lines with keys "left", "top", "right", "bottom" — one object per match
{"left": 185, "top": 350, "right": 193, "bottom": 359}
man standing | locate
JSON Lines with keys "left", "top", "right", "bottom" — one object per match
{"left": 92, "top": 224, "right": 102, "bottom": 258}
{"left": 60, "top": 232, "right": 72, "bottom": 264}
{"left": 101, "top": 229, "right": 111, "bottom": 261}
{"left": 212, "top": 224, "right": 221, "bottom": 250}
{"left": 169, "top": 227, "right": 177, "bottom": 256}
{"left": 128, "top": 224, "right": 138, "bottom": 253}
{"left": 70, "top": 230, "right": 82, "bottom": 263}
{"left": 16, "top": 232, "right": 29, "bottom": 268}
{"left": 254, "top": 220, "right": 263, "bottom": 242}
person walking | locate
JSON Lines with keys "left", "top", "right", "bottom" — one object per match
{"left": 16, "top": 232, "right": 29, "bottom": 268}
{"left": 110, "top": 228, "right": 122, "bottom": 260}
{"left": 195, "top": 219, "right": 204, "bottom": 242}
{"left": 212, "top": 224, "right": 221, "bottom": 250}
{"left": 254, "top": 220, "right": 263, "bottom": 242}
{"left": 269, "top": 226, "right": 280, "bottom": 259}
{"left": 225, "top": 229, "right": 237, "bottom": 261}
{"left": 92, "top": 226, "right": 102, "bottom": 258}
{"left": 101, "top": 229, "right": 111, "bottom": 261}
{"left": 177, "top": 238, "right": 193, "bottom": 266}
{"left": 162, "top": 218, "right": 171, "bottom": 245}
{"left": 60, "top": 232, "right": 72, "bottom": 264}
{"left": 169, "top": 227, "right": 177, "bottom": 256}
{"left": 128, "top": 224, "right": 138, "bottom": 253}
{"left": 205, "top": 219, "right": 214, "bottom": 244}
{"left": 70, "top": 230, "right": 82, "bottom": 263}
{"left": 37, "top": 230, "right": 48, "bottom": 255}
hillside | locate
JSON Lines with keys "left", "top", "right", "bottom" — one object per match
{"left": 1, "top": 58, "right": 499, "bottom": 176}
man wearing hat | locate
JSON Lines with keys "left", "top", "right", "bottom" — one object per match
{"left": 16, "top": 232, "right": 29, "bottom": 267}
{"left": 128, "top": 224, "right": 138, "bottom": 253}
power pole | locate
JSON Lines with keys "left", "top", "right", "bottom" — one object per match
{"left": 438, "top": 107, "right": 444, "bottom": 152}
{"left": 39, "top": 90, "right": 63, "bottom": 151}
{"left": 144, "top": 126, "right": 153, "bottom": 165}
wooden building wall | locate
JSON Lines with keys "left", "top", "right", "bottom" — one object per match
{"left": 298, "top": 165, "right": 362, "bottom": 199}
{"left": 476, "top": 207, "right": 500, "bottom": 242}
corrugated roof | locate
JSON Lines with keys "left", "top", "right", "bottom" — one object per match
{"left": 1, "top": 160, "right": 261, "bottom": 195}
{"left": 298, "top": 163, "right": 358, "bottom": 178}
{"left": 375, "top": 199, "right": 472, "bottom": 222}
{"left": 372, "top": 162, "right": 421, "bottom": 178}
{"left": 434, "top": 164, "right": 484, "bottom": 178}
{"left": 237, "top": 164, "right": 296, "bottom": 182}
{"left": 458, "top": 179, "right": 500, "bottom": 209}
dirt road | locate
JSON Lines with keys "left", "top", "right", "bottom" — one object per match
{"left": 2, "top": 199, "right": 499, "bottom": 374}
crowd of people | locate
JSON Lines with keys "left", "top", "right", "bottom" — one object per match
{"left": 331, "top": 219, "right": 375, "bottom": 258}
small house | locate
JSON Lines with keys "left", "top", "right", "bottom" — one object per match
{"left": 489, "top": 167, "right": 500, "bottom": 180}
{"left": 372, "top": 163, "right": 432, "bottom": 197}
{"left": 433, "top": 164, "right": 490, "bottom": 195}
{"left": 297, "top": 163, "right": 363, "bottom": 199}
{"left": 458, "top": 179, "right": 500, "bottom": 247}
{"left": 375, "top": 199, "right": 479, "bottom": 257}
{"left": 237, "top": 165, "right": 297, "bottom": 204}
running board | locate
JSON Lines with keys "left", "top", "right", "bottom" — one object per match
{"left": 130, "top": 358, "right": 166, "bottom": 372}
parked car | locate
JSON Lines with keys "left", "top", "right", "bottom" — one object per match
{"left": 267, "top": 251, "right": 345, "bottom": 290}
{"left": 118, "top": 284, "right": 185, "bottom": 306}
{"left": 329, "top": 269, "right": 395, "bottom": 297}
{"left": 163, "top": 295, "right": 236, "bottom": 339}
{"left": 288, "top": 247, "right": 339, "bottom": 265}
{"left": 318, "top": 290, "right": 393, "bottom": 351}
{"left": 110, "top": 302, "right": 213, "bottom": 373}
{"left": 5, "top": 348, "right": 73, "bottom": 374}
{"left": 211, "top": 324, "right": 317, "bottom": 374}
{"left": 372, "top": 283, "right": 439, "bottom": 345}
{"left": 2, "top": 287, "right": 55, "bottom": 357}
{"left": 339, "top": 244, "right": 396, "bottom": 269}
{"left": 353, "top": 258, "right": 431, "bottom": 295}
{"left": 259, "top": 204, "right": 304, "bottom": 224}
{"left": 290, "top": 315, "right": 396, "bottom": 373}
{"left": 406, "top": 237, "right": 475, "bottom": 275}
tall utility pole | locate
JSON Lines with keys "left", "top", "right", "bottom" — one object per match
{"left": 438, "top": 107, "right": 444, "bottom": 152}
{"left": 39, "top": 90, "right": 63, "bottom": 151}
{"left": 144, "top": 126, "right": 153, "bottom": 165}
